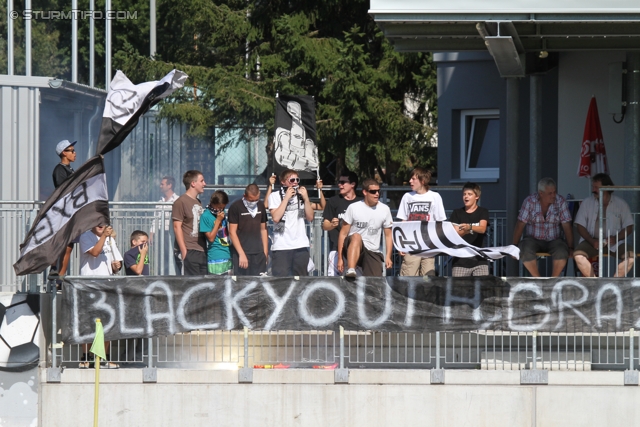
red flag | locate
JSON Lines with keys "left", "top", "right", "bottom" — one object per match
{"left": 578, "top": 97, "right": 609, "bottom": 177}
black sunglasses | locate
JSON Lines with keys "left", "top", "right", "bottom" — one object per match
{"left": 64, "top": 149, "right": 76, "bottom": 153}
{"left": 338, "top": 180, "right": 351, "bottom": 185}
{"left": 366, "top": 189, "right": 380, "bottom": 195}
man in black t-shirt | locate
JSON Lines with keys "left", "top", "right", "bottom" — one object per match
{"left": 50, "top": 139, "right": 78, "bottom": 280}
{"left": 322, "top": 171, "right": 361, "bottom": 276}
{"left": 448, "top": 182, "right": 491, "bottom": 277}
{"left": 52, "top": 139, "right": 77, "bottom": 188}
{"left": 228, "top": 184, "right": 269, "bottom": 275}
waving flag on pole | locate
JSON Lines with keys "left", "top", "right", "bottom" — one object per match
{"left": 13, "top": 156, "right": 110, "bottom": 275}
{"left": 272, "top": 94, "right": 319, "bottom": 179}
{"left": 578, "top": 97, "right": 609, "bottom": 178}
{"left": 13, "top": 70, "right": 187, "bottom": 275}
{"left": 96, "top": 69, "right": 188, "bottom": 156}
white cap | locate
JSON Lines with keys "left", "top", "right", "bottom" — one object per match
{"left": 56, "top": 140, "right": 77, "bottom": 156}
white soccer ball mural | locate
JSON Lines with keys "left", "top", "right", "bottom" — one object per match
{"left": 0, "top": 294, "right": 41, "bottom": 371}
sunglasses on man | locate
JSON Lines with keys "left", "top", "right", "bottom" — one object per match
{"left": 366, "top": 188, "right": 380, "bottom": 195}
{"left": 288, "top": 177, "right": 300, "bottom": 183}
{"left": 338, "top": 180, "right": 351, "bottom": 185}
{"left": 64, "top": 149, "right": 76, "bottom": 153}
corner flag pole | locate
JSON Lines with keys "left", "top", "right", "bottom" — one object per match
{"left": 90, "top": 318, "right": 106, "bottom": 427}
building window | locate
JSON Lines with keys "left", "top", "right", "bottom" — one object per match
{"left": 460, "top": 109, "right": 500, "bottom": 179}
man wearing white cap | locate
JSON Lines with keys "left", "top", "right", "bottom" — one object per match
{"left": 53, "top": 139, "right": 77, "bottom": 188}
{"left": 50, "top": 139, "right": 78, "bottom": 281}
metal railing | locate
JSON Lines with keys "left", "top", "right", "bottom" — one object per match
{"left": 8, "top": 203, "right": 640, "bottom": 293}
{"left": 0, "top": 197, "right": 508, "bottom": 291}
{"left": 6, "top": 187, "right": 640, "bottom": 292}
{"left": 51, "top": 327, "right": 638, "bottom": 372}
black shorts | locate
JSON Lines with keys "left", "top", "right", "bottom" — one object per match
{"left": 342, "top": 234, "right": 384, "bottom": 277}
{"left": 232, "top": 251, "right": 267, "bottom": 276}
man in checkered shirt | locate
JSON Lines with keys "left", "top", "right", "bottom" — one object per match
{"left": 512, "top": 177, "right": 574, "bottom": 277}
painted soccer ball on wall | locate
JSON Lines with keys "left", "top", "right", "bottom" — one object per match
{"left": 0, "top": 294, "right": 40, "bottom": 371}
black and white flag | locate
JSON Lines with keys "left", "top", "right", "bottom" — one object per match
{"left": 13, "top": 156, "right": 109, "bottom": 275}
{"left": 14, "top": 70, "right": 188, "bottom": 275}
{"left": 273, "top": 94, "right": 319, "bottom": 178}
{"left": 392, "top": 221, "right": 520, "bottom": 260}
{"left": 96, "top": 69, "right": 188, "bottom": 156}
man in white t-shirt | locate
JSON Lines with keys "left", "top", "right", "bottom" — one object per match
{"left": 397, "top": 167, "right": 446, "bottom": 276}
{"left": 79, "top": 225, "right": 123, "bottom": 275}
{"left": 574, "top": 173, "right": 634, "bottom": 277}
{"left": 150, "top": 176, "right": 180, "bottom": 275}
{"left": 337, "top": 178, "right": 393, "bottom": 277}
{"left": 268, "top": 168, "right": 314, "bottom": 276}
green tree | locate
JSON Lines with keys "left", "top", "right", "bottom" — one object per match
{"left": 1, "top": 0, "right": 437, "bottom": 182}
{"left": 0, "top": 0, "right": 68, "bottom": 76}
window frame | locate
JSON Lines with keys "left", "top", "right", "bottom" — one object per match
{"left": 459, "top": 109, "right": 500, "bottom": 180}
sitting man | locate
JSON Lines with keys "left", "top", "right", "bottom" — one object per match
{"left": 337, "top": 178, "right": 393, "bottom": 277}
{"left": 512, "top": 177, "right": 573, "bottom": 277}
{"left": 574, "top": 173, "right": 634, "bottom": 277}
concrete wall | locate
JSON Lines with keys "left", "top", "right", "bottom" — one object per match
{"left": 0, "top": 368, "right": 39, "bottom": 427}
{"left": 41, "top": 368, "right": 640, "bottom": 427}
{"left": 557, "top": 51, "right": 627, "bottom": 200}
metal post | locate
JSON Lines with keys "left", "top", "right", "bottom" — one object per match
{"left": 506, "top": 78, "right": 520, "bottom": 275}
{"left": 71, "top": 0, "right": 78, "bottom": 83}
{"left": 435, "top": 331, "right": 441, "bottom": 369}
{"left": 150, "top": 0, "right": 156, "bottom": 57}
{"left": 238, "top": 326, "right": 253, "bottom": 383}
{"left": 90, "top": 0, "right": 95, "bottom": 87}
{"left": 254, "top": 131, "right": 259, "bottom": 175}
{"left": 147, "top": 337, "right": 153, "bottom": 368}
{"left": 339, "top": 325, "right": 344, "bottom": 369}
{"left": 243, "top": 326, "right": 249, "bottom": 368}
{"left": 630, "top": 328, "right": 635, "bottom": 370}
{"left": 7, "top": 0, "right": 14, "bottom": 75}
{"left": 599, "top": 189, "right": 604, "bottom": 277}
{"left": 51, "top": 282, "right": 57, "bottom": 369}
{"left": 532, "top": 331, "right": 537, "bottom": 370}
{"left": 105, "top": 0, "right": 112, "bottom": 90}
{"left": 529, "top": 75, "right": 542, "bottom": 193}
{"left": 25, "top": 0, "right": 31, "bottom": 76}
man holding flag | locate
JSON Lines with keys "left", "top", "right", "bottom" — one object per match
{"left": 13, "top": 69, "right": 188, "bottom": 276}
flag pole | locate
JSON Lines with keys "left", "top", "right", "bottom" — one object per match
{"left": 91, "top": 318, "right": 105, "bottom": 427}
{"left": 93, "top": 354, "right": 101, "bottom": 427}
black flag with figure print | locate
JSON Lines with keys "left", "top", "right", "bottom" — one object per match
{"left": 272, "top": 94, "right": 319, "bottom": 179}
{"left": 13, "top": 70, "right": 188, "bottom": 275}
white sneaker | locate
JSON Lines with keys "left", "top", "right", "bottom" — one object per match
{"left": 345, "top": 268, "right": 357, "bottom": 278}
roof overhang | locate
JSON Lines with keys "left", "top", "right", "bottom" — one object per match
{"left": 0, "top": 75, "right": 106, "bottom": 96}
{"left": 370, "top": 0, "right": 640, "bottom": 76}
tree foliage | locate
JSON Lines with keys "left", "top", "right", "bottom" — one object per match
{"left": 115, "top": 0, "right": 437, "bottom": 182}
{"left": 1, "top": 0, "right": 437, "bottom": 182}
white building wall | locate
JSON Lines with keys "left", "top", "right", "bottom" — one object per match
{"left": 41, "top": 369, "right": 640, "bottom": 427}
{"left": 557, "top": 51, "right": 627, "bottom": 199}
{"left": 0, "top": 78, "right": 44, "bottom": 201}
